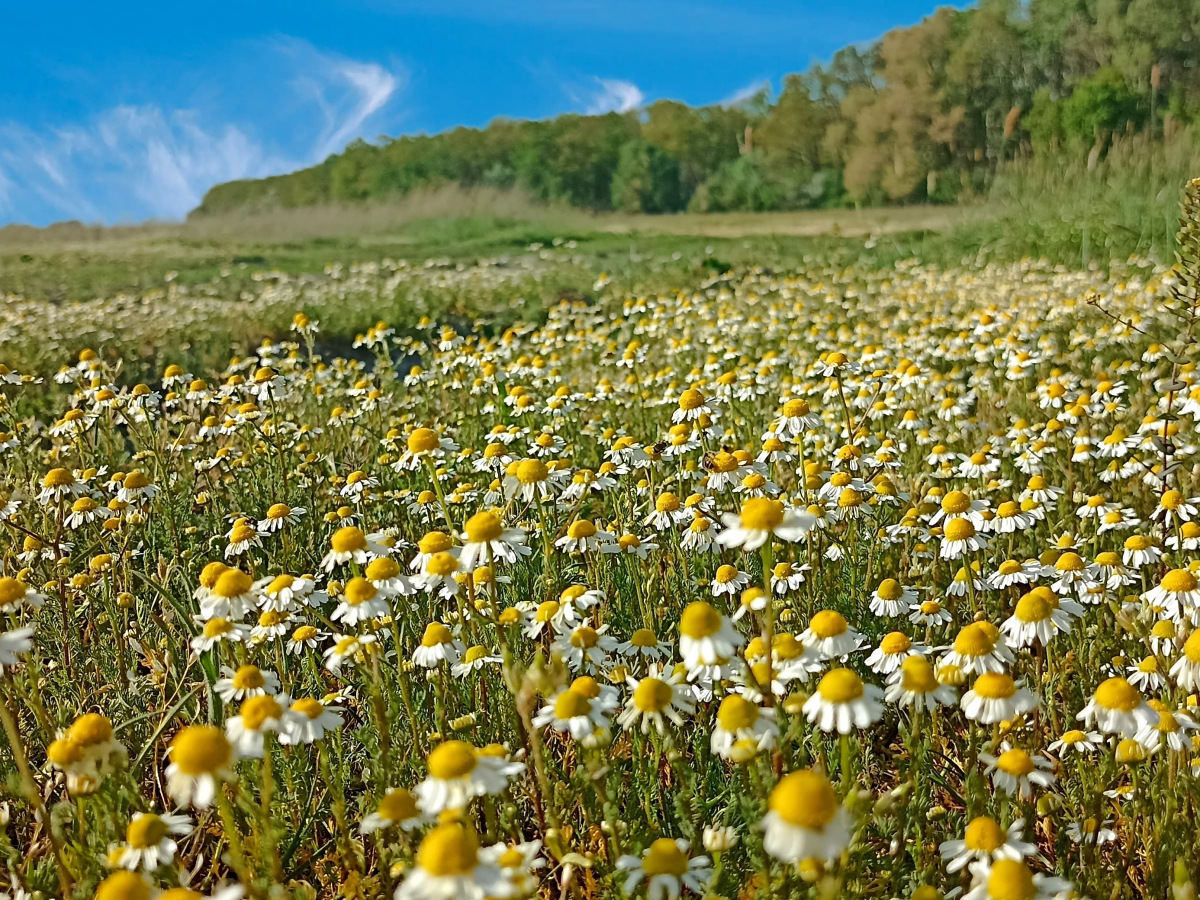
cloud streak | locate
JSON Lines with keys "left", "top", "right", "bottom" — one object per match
{"left": 583, "top": 78, "right": 645, "bottom": 115}
{"left": 0, "top": 42, "right": 401, "bottom": 225}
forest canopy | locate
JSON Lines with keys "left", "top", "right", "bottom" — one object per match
{"left": 194, "top": 0, "right": 1200, "bottom": 216}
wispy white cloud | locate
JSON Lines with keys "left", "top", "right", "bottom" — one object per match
{"left": 584, "top": 78, "right": 644, "bottom": 115}
{"left": 0, "top": 41, "right": 402, "bottom": 225}
{"left": 720, "top": 79, "right": 772, "bottom": 108}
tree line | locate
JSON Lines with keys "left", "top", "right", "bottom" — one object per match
{"left": 194, "top": 0, "right": 1200, "bottom": 216}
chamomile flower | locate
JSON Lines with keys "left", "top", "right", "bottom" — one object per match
{"left": 617, "top": 665, "right": 696, "bottom": 735}
{"left": 678, "top": 601, "right": 744, "bottom": 670}
{"left": 961, "top": 673, "right": 1038, "bottom": 724}
{"left": 416, "top": 741, "right": 515, "bottom": 814}
{"left": 108, "top": 811, "right": 193, "bottom": 871}
{"left": 961, "top": 859, "right": 1072, "bottom": 900}
{"left": 396, "top": 820, "right": 510, "bottom": 900}
{"left": 760, "top": 769, "right": 851, "bottom": 863}
{"left": 979, "top": 744, "right": 1056, "bottom": 799}
{"left": 359, "top": 787, "right": 424, "bottom": 834}
{"left": 804, "top": 668, "right": 885, "bottom": 733}
{"left": 939, "top": 817, "right": 1036, "bottom": 872}
{"left": 165, "top": 725, "right": 237, "bottom": 809}
{"left": 615, "top": 838, "right": 710, "bottom": 900}
{"left": 709, "top": 695, "right": 778, "bottom": 758}
{"left": 279, "top": 696, "right": 344, "bottom": 744}
{"left": 716, "top": 497, "right": 816, "bottom": 550}
{"left": 1076, "top": 676, "right": 1157, "bottom": 737}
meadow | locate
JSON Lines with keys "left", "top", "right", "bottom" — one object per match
{"left": 4, "top": 178, "right": 1200, "bottom": 900}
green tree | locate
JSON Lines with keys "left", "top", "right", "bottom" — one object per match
{"left": 610, "top": 140, "right": 685, "bottom": 213}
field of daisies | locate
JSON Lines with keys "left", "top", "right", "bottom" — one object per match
{"left": 7, "top": 194, "right": 1200, "bottom": 900}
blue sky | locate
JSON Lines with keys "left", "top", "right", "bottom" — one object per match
{"left": 2, "top": 0, "right": 950, "bottom": 226}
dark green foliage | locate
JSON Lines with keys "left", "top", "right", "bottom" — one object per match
{"left": 611, "top": 140, "right": 686, "bottom": 213}
{"left": 193, "top": 0, "right": 1200, "bottom": 218}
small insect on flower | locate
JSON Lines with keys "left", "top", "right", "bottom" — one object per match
{"left": 616, "top": 837, "right": 711, "bottom": 900}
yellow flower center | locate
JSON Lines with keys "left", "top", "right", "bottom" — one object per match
{"left": 633, "top": 678, "right": 674, "bottom": 713}
{"left": 943, "top": 518, "right": 976, "bottom": 542}
{"left": 330, "top": 526, "right": 367, "bottom": 554}
{"left": 1162, "top": 569, "right": 1198, "bottom": 593}
{"left": 94, "top": 871, "right": 152, "bottom": 900}
{"left": 717, "top": 695, "right": 760, "bottom": 731}
{"left": 643, "top": 838, "right": 689, "bottom": 876}
{"left": 997, "top": 748, "right": 1035, "bottom": 776}
{"left": 817, "top": 668, "right": 864, "bottom": 703}
{"left": 416, "top": 531, "right": 451, "bottom": 554}
{"left": 464, "top": 511, "right": 504, "bottom": 543}
{"left": 570, "top": 626, "right": 599, "bottom": 648}
{"left": 963, "top": 816, "right": 1005, "bottom": 851}
{"left": 567, "top": 520, "right": 598, "bottom": 539}
{"left": 516, "top": 459, "right": 549, "bottom": 484}
{"left": 740, "top": 497, "right": 784, "bottom": 531}
{"left": 407, "top": 428, "right": 441, "bottom": 454}
{"left": 426, "top": 552, "right": 459, "bottom": 577}
{"left": 43, "top": 467, "right": 75, "bottom": 488}
{"left": 421, "top": 622, "right": 454, "bottom": 647}
{"left": 876, "top": 578, "right": 903, "bottom": 601}
{"left": 366, "top": 557, "right": 401, "bottom": 581}
{"left": 427, "top": 741, "right": 478, "bottom": 779}
{"left": 0, "top": 577, "right": 26, "bottom": 607}
{"left": 1094, "top": 677, "right": 1139, "bottom": 712}
{"left": 553, "top": 689, "right": 593, "bottom": 719}
{"left": 212, "top": 569, "right": 252, "bottom": 599}
{"left": 1014, "top": 592, "right": 1052, "bottom": 623}
{"left": 899, "top": 656, "right": 938, "bottom": 692}
{"left": 417, "top": 822, "right": 480, "bottom": 877}
{"left": 769, "top": 769, "right": 837, "bottom": 830}
{"left": 953, "top": 623, "right": 995, "bottom": 657}
{"left": 379, "top": 788, "right": 418, "bottom": 822}
{"left": 987, "top": 859, "right": 1036, "bottom": 900}
{"left": 680, "top": 602, "right": 723, "bottom": 639}
{"left": 941, "top": 491, "right": 971, "bottom": 515}
{"left": 678, "top": 388, "right": 705, "bottom": 410}
{"left": 972, "top": 672, "right": 1016, "bottom": 699}
{"left": 338, "top": 577, "right": 374, "bottom": 607}
{"left": 69, "top": 713, "right": 113, "bottom": 746}
{"left": 240, "top": 695, "right": 283, "bottom": 731}
{"left": 809, "top": 610, "right": 848, "bottom": 639}
{"left": 232, "top": 665, "right": 266, "bottom": 690}
{"left": 170, "top": 725, "right": 232, "bottom": 775}
{"left": 880, "top": 632, "right": 912, "bottom": 654}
